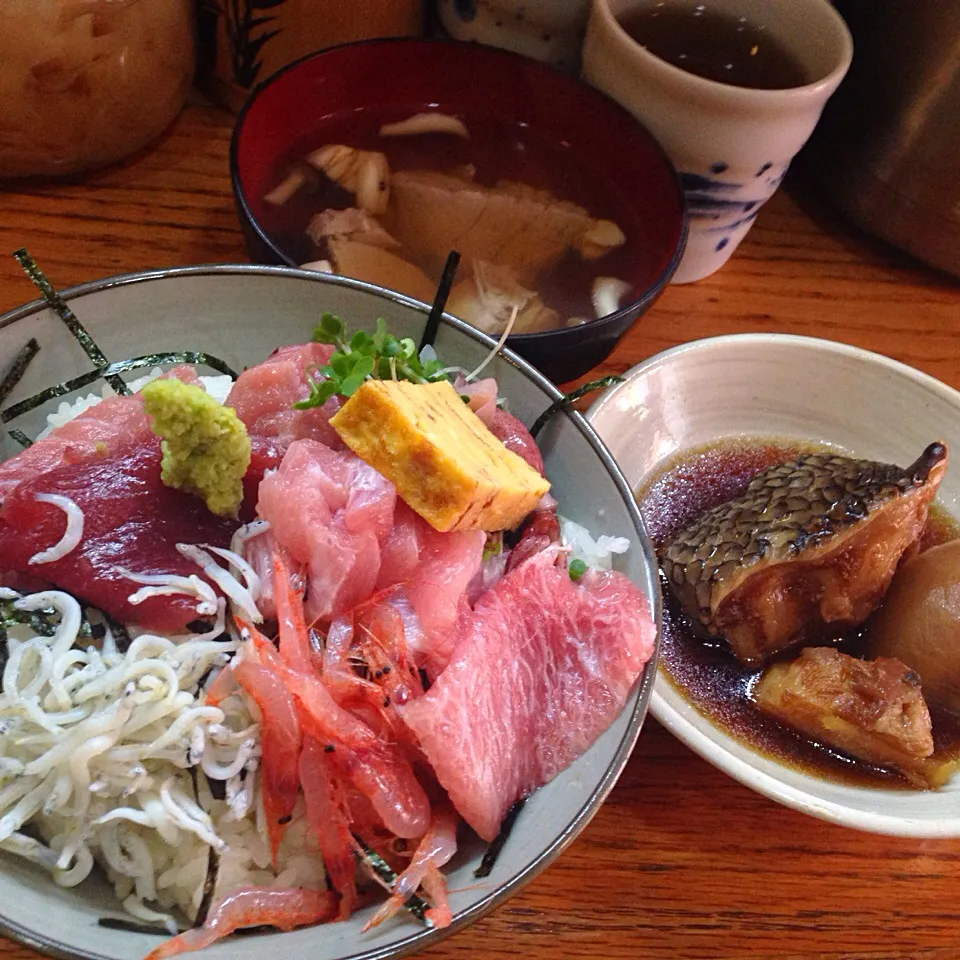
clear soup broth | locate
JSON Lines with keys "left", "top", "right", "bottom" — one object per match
{"left": 256, "top": 112, "right": 648, "bottom": 331}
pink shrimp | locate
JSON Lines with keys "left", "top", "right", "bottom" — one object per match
{"left": 143, "top": 887, "right": 337, "bottom": 959}
{"left": 421, "top": 865, "right": 452, "bottom": 929}
{"left": 261, "top": 579, "right": 431, "bottom": 839}
{"left": 322, "top": 614, "right": 384, "bottom": 710}
{"left": 232, "top": 658, "right": 302, "bottom": 868}
{"left": 273, "top": 552, "right": 317, "bottom": 674}
{"left": 299, "top": 734, "right": 357, "bottom": 919}
{"left": 353, "top": 600, "right": 425, "bottom": 708}
{"left": 363, "top": 798, "right": 459, "bottom": 931}
{"left": 203, "top": 663, "right": 236, "bottom": 706}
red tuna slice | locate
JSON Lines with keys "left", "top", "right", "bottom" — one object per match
{"left": 256, "top": 439, "right": 397, "bottom": 622}
{"left": 487, "top": 407, "right": 545, "bottom": 476}
{"left": 241, "top": 436, "right": 285, "bottom": 522}
{"left": 0, "top": 441, "right": 239, "bottom": 632}
{"left": 399, "top": 548, "right": 656, "bottom": 841}
{"left": 505, "top": 494, "right": 560, "bottom": 573}
{"left": 226, "top": 342, "right": 341, "bottom": 450}
{"left": 0, "top": 366, "right": 203, "bottom": 506}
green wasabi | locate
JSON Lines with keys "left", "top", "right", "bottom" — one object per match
{"left": 141, "top": 379, "right": 251, "bottom": 518}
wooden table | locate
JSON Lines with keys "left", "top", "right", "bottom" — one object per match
{"left": 1, "top": 101, "right": 959, "bottom": 960}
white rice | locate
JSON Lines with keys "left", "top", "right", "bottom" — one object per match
{"left": 559, "top": 516, "right": 631, "bottom": 570}
{"left": 37, "top": 370, "right": 234, "bottom": 439}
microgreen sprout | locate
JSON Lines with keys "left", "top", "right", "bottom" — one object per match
{"left": 293, "top": 314, "right": 450, "bottom": 410}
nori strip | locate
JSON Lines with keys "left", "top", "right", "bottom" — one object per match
{"left": 0, "top": 337, "right": 39, "bottom": 406}
{"left": 473, "top": 797, "right": 526, "bottom": 879}
{"left": 1, "top": 592, "right": 59, "bottom": 642}
{"left": 103, "top": 613, "right": 131, "bottom": 654}
{"left": 1, "top": 592, "right": 96, "bottom": 646}
{"left": 193, "top": 846, "right": 221, "bottom": 928}
{"left": 1, "top": 352, "right": 239, "bottom": 424}
{"left": 529, "top": 375, "right": 623, "bottom": 439}
{"left": 8, "top": 429, "right": 32, "bottom": 448}
{"left": 13, "top": 248, "right": 130, "bottom": 397}
{"left": 353, "top": 837, "right": 433, "bottom": 927}
{"left": 97, "top": 918, "right": 176, "bottom": 935}
{"left": 419, "top": 250, "right": 460, "bottom": 353}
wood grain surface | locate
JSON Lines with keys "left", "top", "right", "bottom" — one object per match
{"left": 1, "top": 100, "right": 959, "bottom": 960}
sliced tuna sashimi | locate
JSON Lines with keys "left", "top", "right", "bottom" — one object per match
{"left": 0, "top": 365, "right": 202, "bottom": 505}
{"left": 256, "top": 439, "right": 397, "bottom": 622}
{"left": 0, "top": 441, "right": 239, "bottom": 632}
{"left": 399, "top": 547, "right": 655, "bottom": 841}
{"left": 376, "top": 502, "right": 484, "bottom": 673}
{"left": 226, "top": 342, "right": 341, "bottom": 450}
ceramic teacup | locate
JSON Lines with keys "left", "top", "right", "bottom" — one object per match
{"left": 583, "top": 0, "right": 853, "bottom": 283}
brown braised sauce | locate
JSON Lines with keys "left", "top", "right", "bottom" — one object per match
{"left": 638, "top": 436, "right": 960, "bottom": 789}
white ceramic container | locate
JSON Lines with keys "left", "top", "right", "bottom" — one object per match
{"left": 588, "top": 333, "right": 960, "bottom": 836}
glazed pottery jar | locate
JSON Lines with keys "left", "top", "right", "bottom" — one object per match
{"left": 0, "top": 0, "right": 195, "bottom": 178}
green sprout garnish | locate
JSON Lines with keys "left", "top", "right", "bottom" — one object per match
{"left": 293, "top": 314, "right": 449, "bottom": 410}
{"left": 482, "top": 532, "right": 503, "bottom": 562}
{"left": 568, "top": 558, "right": 588, "bottom": 582}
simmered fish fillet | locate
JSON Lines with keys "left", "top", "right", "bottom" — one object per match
{"left": 661, "top": 443, "right": 948, "bottom": 664}
{"left": 754, "top": 647, "right": 934, "bottom": 778}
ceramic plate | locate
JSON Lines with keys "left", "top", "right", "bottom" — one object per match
{"left": 0, "top": 265, "right": 659, "bottom": 960}
{"left": 587, "top": 333, "right": 960, "bottom": 837}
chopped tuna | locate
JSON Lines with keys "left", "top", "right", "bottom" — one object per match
{"left": 225, "top": 342, "right": 341, "bottom": 450}
{"left": 255, "top": 439, "right": 397, "bottom": 622}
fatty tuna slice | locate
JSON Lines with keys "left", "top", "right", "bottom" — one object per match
{"left": 226, "top": 342, "right": 341, "bottom": 450}
{"left": 399, "top": 548, "right": 655, "bottom": 841}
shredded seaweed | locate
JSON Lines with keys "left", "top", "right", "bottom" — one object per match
{"left": 97, "top": 918, "right": 176, "bottom": 936}
{"left": 103, "top": 613, "right": 131, "bottom": 654}
{"left": 474, "top": 797, "right": 526, "bottom": 879}
{"left": 353, "top": 837, "right": 433, "bottom": 927}
{"left": 194, "top": 846, "right": 221, "bottom": 928}
{"left": 13, "top": 248, "right": 130, "bottom": 397}
{"left": 419, "top": 249, "right": 461, "bottom": 353}
{"left": 0, "top": 592, "right": 96, "bottom": 649}
{"left": 529, "top": 375, "right": 624, "bottom": 440}
{"left": 1, "top": 592, "right": 59, "bottom": 643}
{"left": 1, "top": 352, "right": 239, "bottom": 424}
{"left": 8, "top": 429, "right": 32, "bottom": 448}
{"left": 0, "top": 337, "right": 40, "bottom": 407}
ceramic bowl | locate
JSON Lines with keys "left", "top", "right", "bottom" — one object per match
{"left": 230, "top": 38, "right": 686, "bottom": 383}
{"left": 0, "top": 264, "right": 659, "bottom": 960}
{"left": 587, "top": 333, "right": 960, "bottom": 837}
